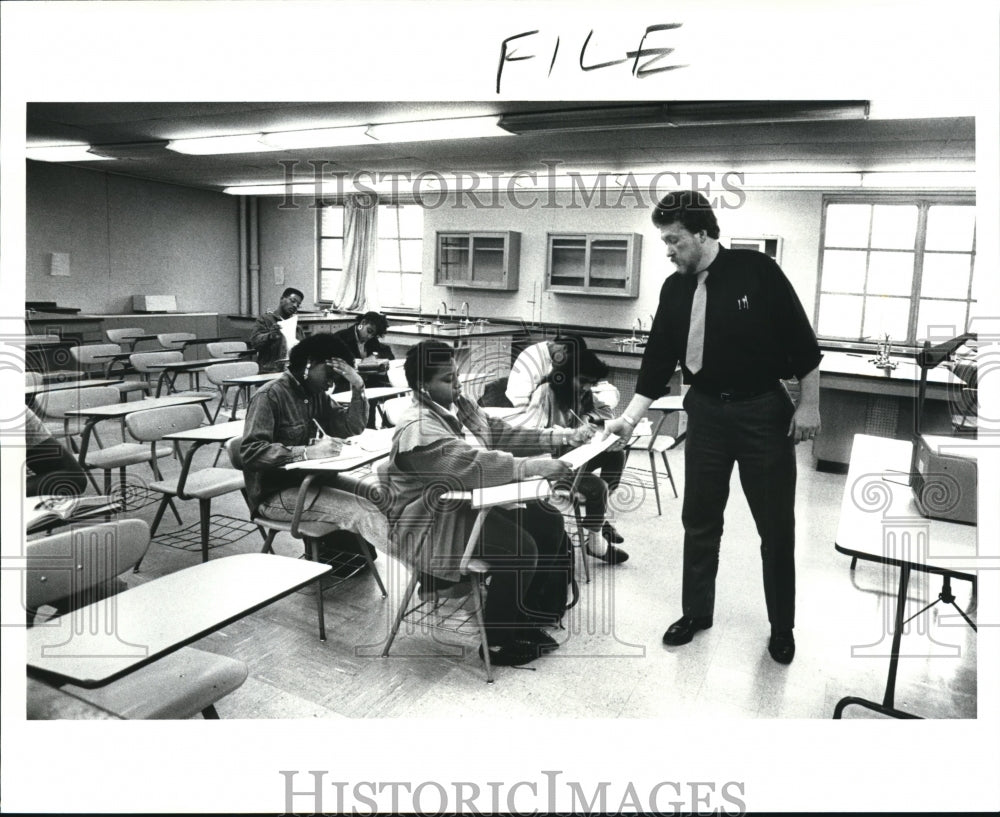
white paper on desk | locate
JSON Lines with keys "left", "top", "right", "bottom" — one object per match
{"left": 278, "top": 314, "right": 299, "bottom": 353}
{"left": 558, "top": 434, "right": 618, "bottom": 470}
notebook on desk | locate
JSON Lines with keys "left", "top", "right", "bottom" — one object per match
{"left": 558, "top": 433, "right": 619, "bottom": 470}
{"left": 25, "top": 495, "right": 121, "bottom": 532}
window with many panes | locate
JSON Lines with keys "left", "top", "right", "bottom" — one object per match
{"left": 318, "top": 203, "right": 424, "bottom": 310}
{"left": 816, "top": 197, "right": 976, "bottom": 344}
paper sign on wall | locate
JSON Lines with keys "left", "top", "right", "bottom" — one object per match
{"left": 49, "top": 252, "right": 70, "bottom": 277}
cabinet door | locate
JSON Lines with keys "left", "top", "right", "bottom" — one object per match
{"left": 546, "top": 233, "right": 640, "bottom": 297}
{"left": 435, "top": 231, "right": 519, "bottom": 290}
{"left": 470, "top": 234, "right": 507, "bottom": 286}
{"left": 437, "top": 234, "right": 471, "bottom": 284}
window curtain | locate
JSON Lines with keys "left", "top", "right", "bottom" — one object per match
{"left": 332, "top": 194, "right": 380, "bottom": 311}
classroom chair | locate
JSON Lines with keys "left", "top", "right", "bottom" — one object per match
{"left": 69, "top": 343, "right": 152, "bottom": 399}
{"left": 156, "top": 332, "right": 196, "bottom": 351}
{"left": 25, "top": 519, "right": 249, "bottom": 719}
{"left": 624, "top": 417, "right": 677, "bottom": 515}
{"left": 376, "top": 462, "right": 563, "bottom": 683}
{"left": 129, "top": 404, "right": 247, "bottom": 564}
{"left": 226, "top": 436, "right": 386, "bottom": 642}
{"left": 206, "top": 341, "right": 249, "bottom": 358}
{"left": 203, "top": 360, "right": 259, "bottom": 423}
{"left": 105, "top": 327, "right": 145, "bottom": 353}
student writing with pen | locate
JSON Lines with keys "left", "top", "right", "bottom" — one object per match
{"left": 239, "top": 333, "right": 388, "bottom": 561}
{"left": 505, "top": 344, "right": 630, "bottom": 565}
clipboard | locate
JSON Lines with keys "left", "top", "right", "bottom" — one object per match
{"left": 558, "top": 433, "right": 618, "bottom": 470}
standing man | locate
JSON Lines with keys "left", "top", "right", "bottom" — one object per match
{"left": 250, "top": 287, "right": 305, "bottom": 373}
{"left": 605, "top": 190, "right": 821, "bottom": 664}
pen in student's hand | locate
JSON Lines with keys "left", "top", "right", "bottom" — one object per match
{"left": 312, "top": 419, "right": 326, "bottom": 439}
{"left": 568, "top": 409, "right": 588, "bottom": 427}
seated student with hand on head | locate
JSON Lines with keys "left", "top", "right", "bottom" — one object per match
{"left": 509, "top": 345, "right": 629, "bottom": 564}
{"left": 239, "top": 333, "right": 387, "bottom": 558}
{"left": 333, "top": 312, "right": 394, "bottom": 379}
{"left": 383, "top": 340, "right": 594, "bottom": 667}
{"left": 250, "top": 287, "right": 305, "bottom": 373}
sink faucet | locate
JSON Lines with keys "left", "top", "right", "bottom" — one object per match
{"left": 632, "top": 317, "right": 643, "bottom": 341}
{"left": 461, "top": 302, "right": 470, "bottom": 324}
{"left": 435, "top": 301, "right": 447, "bottom": 325}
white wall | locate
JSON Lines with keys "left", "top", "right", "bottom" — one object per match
{"left": 26, "top": 164, "right": 824, "bottom": 329}
{"left": 421, "top": 188, "right": 824, "bottom": 330}
{"left": 26, "top": 162, "right": 240, "bottom": 314}
{"left": 257, "top": 197, "right": 317, "bottom": 313}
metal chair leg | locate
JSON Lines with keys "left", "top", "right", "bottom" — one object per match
{"left": 469, "top": 577, "right": 494, "bottom": 684}
{"left": 362, "top": 545, "right": 388, "bottom": 598}
{"left": 149, "top": 495, "right": 170, "bottom": 538}
{"left": 382, "top": 567, "right": 420, "bottom": 657}
{"left": 648, "top": 451, "right": 663, "bottom": 515}
{"left": 661, "top": 451, "right": 678, "bottom": 498}
{"left": 571, "top": 500, "right": 591, "bottom": 583}
{"left": 199, "top": 499, "right": 212, "bottom": 562}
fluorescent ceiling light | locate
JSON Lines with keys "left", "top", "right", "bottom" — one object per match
{"left": 498, "top": 101, "right": 869, "bottom": 134}
{"left": 166, "top": 134, "right": 285, "bottom": 155}
{"left": 26, "top": 144, "right": 114, "bottom": 162}
{"left": 259, "top": 126, "right": 373, "bottom": 149}
{"left": 366, "top": 116, "right": 508, "bottom": 143}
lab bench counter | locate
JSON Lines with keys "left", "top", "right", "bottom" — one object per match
{"left": 813, "top": 351, "right": 961, "bottom": 471}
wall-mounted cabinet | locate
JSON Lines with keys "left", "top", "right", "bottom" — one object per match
{"left": 545, "top": 233, "right": 641, "bottom": 298}
{"left": 434, "top": 231, "right": 520, "bottom": 290}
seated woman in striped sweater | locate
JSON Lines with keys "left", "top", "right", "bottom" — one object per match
{"left": 383, "top": 340, "right": 594, "bottom": 668}
{"left": 507, "top": 344, "right": 630, "bottom": 564}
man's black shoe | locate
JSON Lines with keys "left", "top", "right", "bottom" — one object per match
{"left": 662, "top": 615, "right": 713, "bottom": 646}
{"left": 768, "top": 629, "right": 795, "bottom": 664}
{"left": 601, "top": 522, "right": 624, "bottom": 544}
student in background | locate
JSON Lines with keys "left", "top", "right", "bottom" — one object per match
{"left": 509, "top": 345, "right": 629, "bottom": 564}
{"left": 250, "top": 287, "right": 306, "bottom": 373}
{"left": 506, "top": 333, "right": 619, "bottom": 410}
{"left": 333, "top": 312, "right": 394, "bottom": 375}
{"left": 383, "top": 340, "right": 593, "bottom": 667}
{"left": 239, "top": 333, "right": 387, "bottom": 560}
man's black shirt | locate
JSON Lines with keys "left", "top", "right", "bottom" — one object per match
{"left": 635, "top": 246, "right": 822, "bottom": 398}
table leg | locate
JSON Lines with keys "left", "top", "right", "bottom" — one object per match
{"left": 833, "top": 562, "right": 921, "bottom": 719}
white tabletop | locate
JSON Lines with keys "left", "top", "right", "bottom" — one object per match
{"left": 331, "top": 385, "right": 411, "bottom": 403}
{"left": 27, "top": 553, "right": 329, "bottom": 686}
{"left": 223, "top": 372, "right": 282, "bottom": 386}
{"left": 835, "top": 434, "right": 978, "bottom": 574}
{"left": 283, "top": 427, "right": 394, "bottom": 471}
{"left": 64, "top": 393, "right": 212, "bottom": 419}
{"left": 25, "top": 378, "right": 123, "bottom": 396}
{"left": 162, "top": 419, "right": 245, "bottom": 443}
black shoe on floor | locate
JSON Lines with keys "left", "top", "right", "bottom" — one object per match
{"left": 768, "top": 629, "right": 795, "bottom": 664}
{"left": 479, "top": 642, "right": 538, "bottom": 667}
{"left": 601, "top": 521, "right": 624, "bottom": 544}
{"left": 586, "top": 542, "right": 630, "bottom": 564}
{"left": 662, "top": 615, "right": 713, "bottom": 646}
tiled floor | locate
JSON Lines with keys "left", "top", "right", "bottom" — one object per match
{"left": 104, "top": 423, "right": 979, "bottom": 721}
